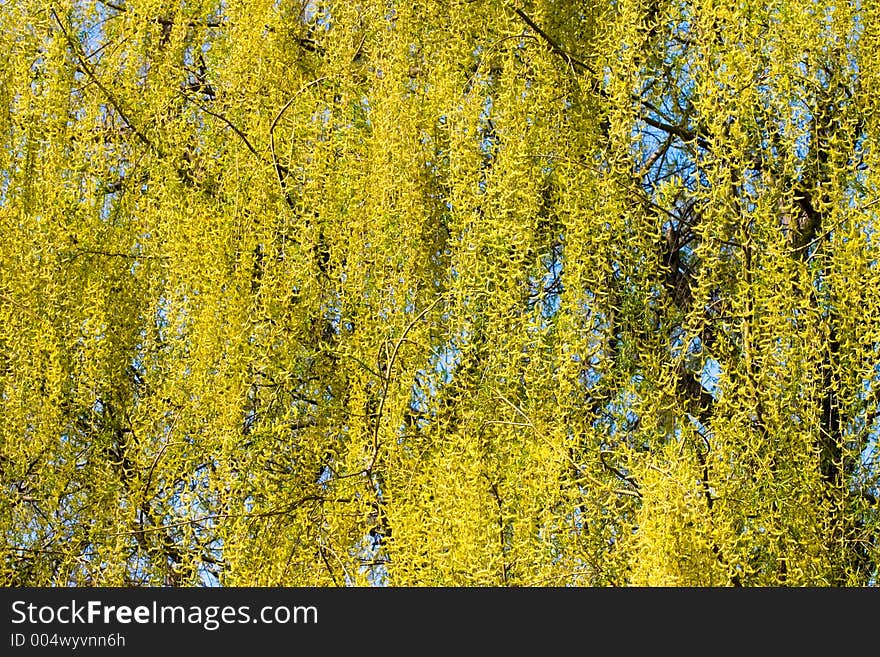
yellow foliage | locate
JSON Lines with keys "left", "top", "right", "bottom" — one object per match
{"left": 0, "top": 0, "right": 877, "bottom": 586}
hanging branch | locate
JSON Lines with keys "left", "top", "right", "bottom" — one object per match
{"left": 51, "top": 6, "right": 160, "bottom": 156}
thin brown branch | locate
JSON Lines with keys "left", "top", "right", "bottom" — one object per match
{"left": 180, "top": 92, "right": 261, "bottom": 159}
{"left": 269, "top": 76, "right": 328, "bottom": 208}
{"left": 97, "top": 1, "right": 225, "bottom": 28}
{"left": 599, "top": 450, "right": 642, "bottom": 496}
{"left": 51, "top": 7, "right": 159, "bottom": 155}
{"left": 509, "top": 6, "right": 593, "bottom": 75}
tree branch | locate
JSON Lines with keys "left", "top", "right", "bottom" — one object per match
{"left": 51, "top": 7, "right": 159, "bottom": 155}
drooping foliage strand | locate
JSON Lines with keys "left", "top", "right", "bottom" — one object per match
{"left": 1, "top": 0, "right": 878, "bottom": 586}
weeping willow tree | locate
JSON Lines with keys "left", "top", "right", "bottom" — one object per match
{"left": 1, "top": 0, "right": 878, "bottom": 587}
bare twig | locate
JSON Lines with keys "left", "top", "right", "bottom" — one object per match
{"left": 269, "top": 76, "right": 328, "bottom": 204}
{"left": 51, "top": 7, "right": 159, "bottom": 154}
